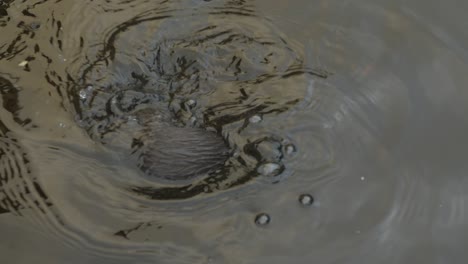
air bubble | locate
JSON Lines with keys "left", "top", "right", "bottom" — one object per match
{"left": 299, "top": 194, "right": 314, "bottom": 206}
{"left": 249, "top": 115, "right": 262, "bottom": 123}
{"left": 255, "top": 213, "right": 271, "bottom": 226}
{"left": 186, "top": 99, "right": 197, "bottom": 108}
{"left": 284, "top": 144, "right": 296, "bottom": 155}
{"left": 79, "top": 89, "right": 87, "bottom": 100}
{"left": 257, "top": 162, "right": 281, "bottom": 176}
{"left": 80, "top": 85, "right": 93, "bottom": 100}
{"left": 29, "top": 22, "right": 41, "bottom": 30}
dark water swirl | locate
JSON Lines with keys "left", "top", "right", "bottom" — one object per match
{"left": 66, "top": 0, "right": 329, "bottom": 200}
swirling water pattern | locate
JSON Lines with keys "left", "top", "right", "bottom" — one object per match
{"left": 1, "top": 0, "right": 468, "bottom": 263}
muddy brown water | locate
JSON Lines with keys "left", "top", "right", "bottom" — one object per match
{"left": 1, "top": 0, "right": 468, "bottom": 263}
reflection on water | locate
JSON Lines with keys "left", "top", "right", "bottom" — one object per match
{"left": 1, "top": 0, "right": 468, "bottom": 263}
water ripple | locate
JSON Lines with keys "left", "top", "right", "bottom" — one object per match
{"left": 1, "top": 0, "right": 468, "bottom": 263}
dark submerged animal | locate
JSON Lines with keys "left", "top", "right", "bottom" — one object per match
{"left": 76, "top": 85, "right": 229, "bottom": 182}
{"left": 127, "top": 107, "right": 229, "bottom": 182}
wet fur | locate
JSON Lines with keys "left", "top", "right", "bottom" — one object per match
{"left": 129, "top": 108, "right": 229, "bottom": 181}
{"left": 138, "top": 124, "right": 229, "bottom": 181}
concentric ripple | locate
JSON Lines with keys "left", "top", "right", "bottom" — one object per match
{"left": 0, "top": 76, "right": 52, "bottom": 217}
{"left": 66, "top": 0, "right": 330, "bottom": 200}
{"left": 2, "top": 0, "right": 468, "bottom": 263}
{"left": 0, "top": 125, "right": 48, "bottom": 215}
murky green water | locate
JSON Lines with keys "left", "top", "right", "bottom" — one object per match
{"left": 1, "top": 0, "right": 468, "bottom": 263}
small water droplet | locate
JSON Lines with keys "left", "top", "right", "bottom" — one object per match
{"left": 59, "top": 122, "right": 66, "bottom": 128}
{"left": 255, "top": 213, "right": 271, "bottom": 226}
{"left": 360, "top": 177, "right": 365, "bottom": 181}
{"left": 299, "top": 194, "right": 314, "bottom": 206}
{"left": 257, "top": 162, "right": 281, "bottom": 176}
{"left": 249, "top": 115, "right": 262, "bottom": 123}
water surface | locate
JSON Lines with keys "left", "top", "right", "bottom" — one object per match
{"left": 1, "top": 0, "right": 468, "bottom": 263}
